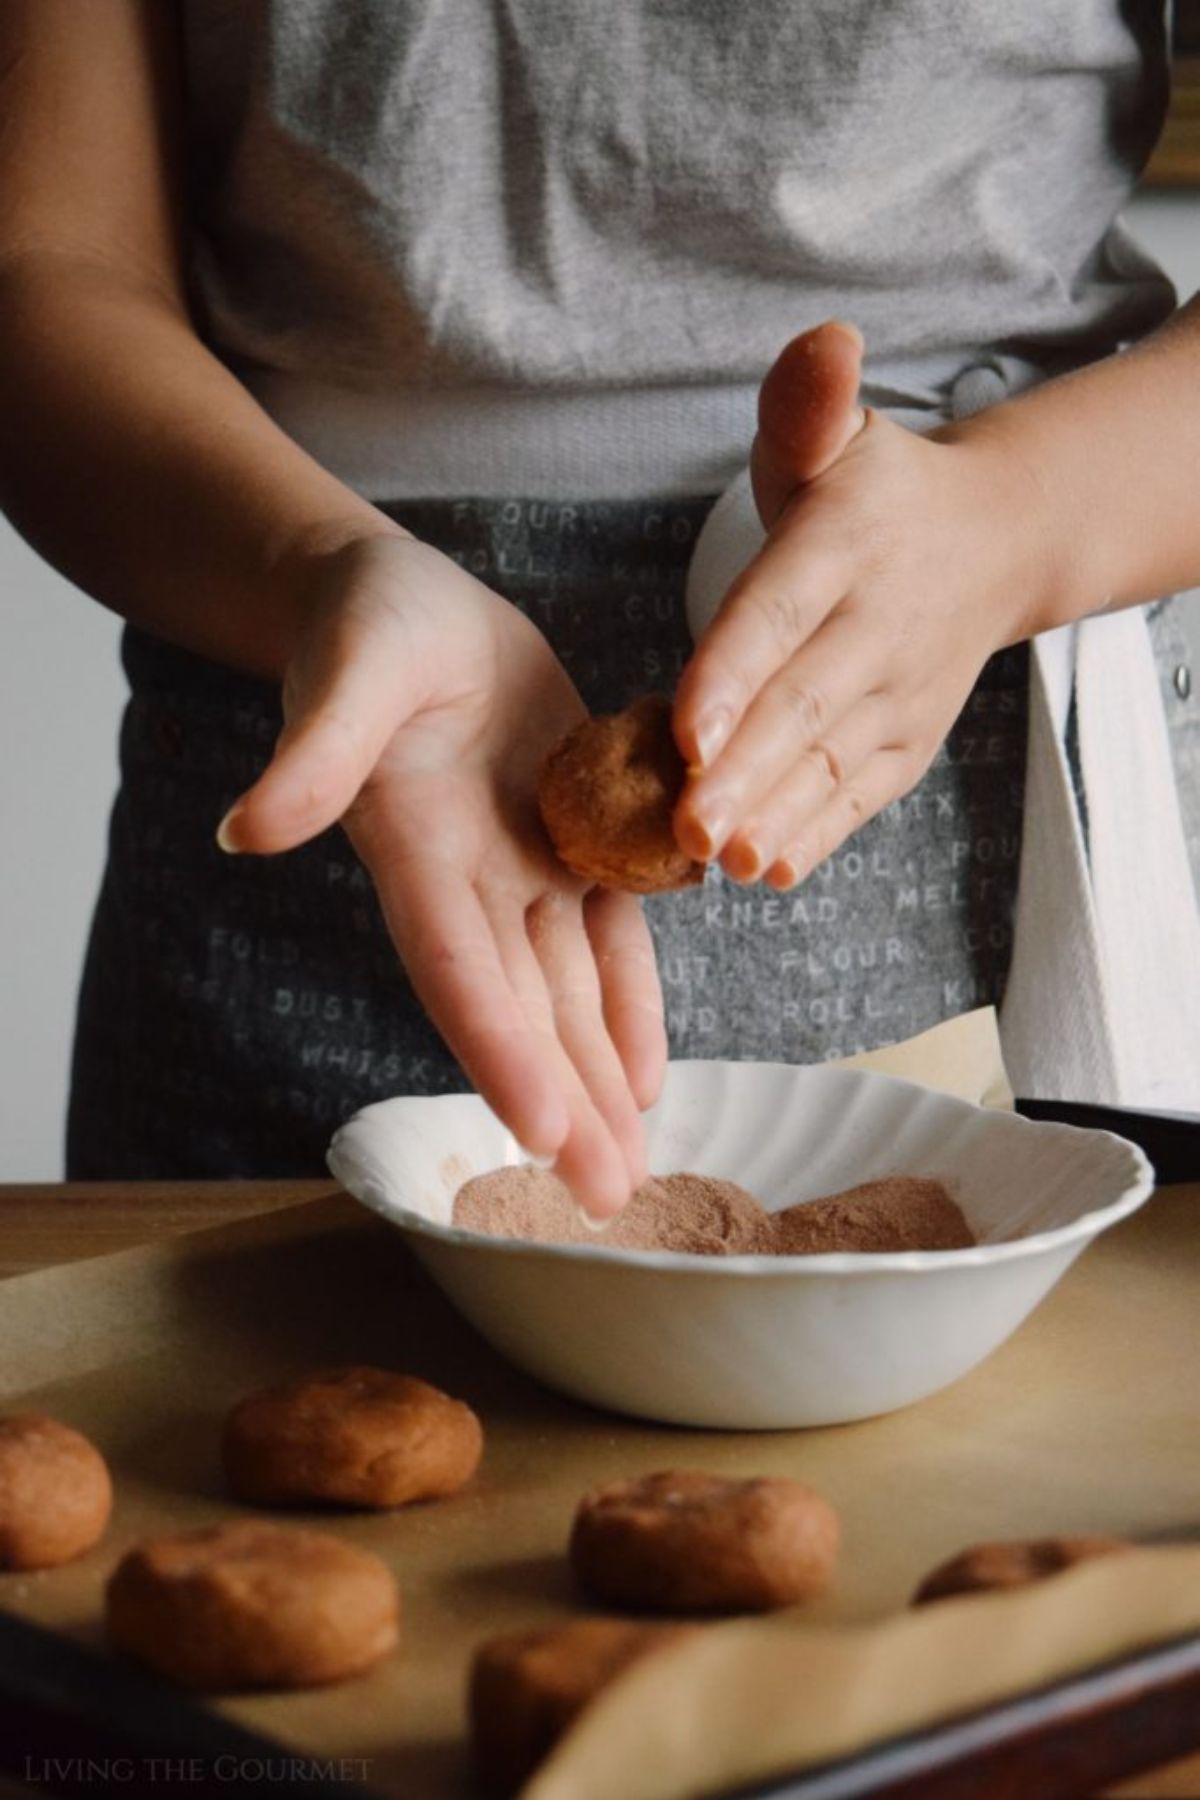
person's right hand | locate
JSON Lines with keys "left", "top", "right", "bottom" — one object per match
{"left": 216, "top": 533, "right": 665, "bottom": 1220}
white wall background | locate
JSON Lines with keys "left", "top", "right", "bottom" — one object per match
{"left": 3, "top": 192, "right": 1200, "bottom": 1179}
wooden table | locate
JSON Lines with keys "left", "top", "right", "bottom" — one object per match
{"left": 2, "top": 1179, "right": 1198, "bottom": 1800}
{"left": 0, "top": 1179, "right": 330, "bottom": 1279}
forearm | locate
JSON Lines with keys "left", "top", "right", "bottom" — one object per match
{"left": 942, "top": 291, "right": 1200, "bottom": 640}
{"left": 0, "top": 252, "right": 404, "bottom": 678}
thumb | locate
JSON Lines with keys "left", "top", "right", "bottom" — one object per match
{"left": 750, "top": 320, "right": 867, "bottom": 529}
{"left": 216, "top": 601, "right": 426, "bottom": 856}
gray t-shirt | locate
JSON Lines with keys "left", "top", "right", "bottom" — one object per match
{"left": 179, "top": 0, "right": 1175, "bottom": 497}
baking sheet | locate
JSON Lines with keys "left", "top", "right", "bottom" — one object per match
{"left": 1, "top": 1185, "right": 1198, "bottom": 1795}
{"left": 2, "top": 1008, "right": 1197, "bottom": 1798}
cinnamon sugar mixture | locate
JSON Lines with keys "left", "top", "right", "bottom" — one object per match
{"left": 452, "top": 1168, "right": 974, "bottom": 1255}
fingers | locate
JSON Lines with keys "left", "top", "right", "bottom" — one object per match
{"left": 673, "top": 514, "right": 852, "bottom": 773}
{"left": 763, "top": 747, "right": 920, "bottom": 889}
{"left": 717, "top": 695, "right": 895, "bottom": 884}
{"left": 365, "top": 845, "right": 572, "bottom": 1166}
{"left": 676, "top": 606, "right": 881, "bottom": 865}
{"left": 367, "top": 840, "right": 653, "bottom": 1219}
{"left": 481, "top": 893, "right": 641, "bottom": 1218}
{"left": 524, "top": 892, "right": 650, "bottom": 1202}
{"left": 675, "top": 319, "right": 868, "bottom": 775}
{"left": 583, "top": 888, "right": 668, "bottom": 1112}
{"left": 750, "top": 320, "right": 866, "bottom": 529}
{"left": 218, "top": 599, "right": 427, "bottom": 857}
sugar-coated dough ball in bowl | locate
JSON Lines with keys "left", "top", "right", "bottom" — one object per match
{"left": 106, "top": 1521, "right": 400, "bottom": 1690}
{"left": 222, "top": 1366, "right": 483, "bottom": 1508}
{"left": 0, "top": 1414, "right": 112, "bottom": 1570}
{"left": 570, "top": 1470, "right": 840, "bottom": 1612}
{"left": 537, "top": 695, "right": 704, "bottom": 894}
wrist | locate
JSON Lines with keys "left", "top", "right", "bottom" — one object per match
{"left": 933, "top": 408, "right": 1095, "bottom": 645}
{"left": 263, "top": 512, "right": 415, "bottom": 675}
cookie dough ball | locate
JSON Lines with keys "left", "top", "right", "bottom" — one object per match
{"left": 913, "top": 1536, "right": 1131, "bottom": 1606}
{"left": 106, "top": 1521, "right": 399, "bottom": 1691}
{"left": 222, "top": 1366, "right": 483, "bottom": 1509}
{"left": 0, "top": 1414, "right": 112, "bottom": 1571}
{"left": 537, "top": 695, "right": 704, "bottom": 894}
{"left": 570, "top": 1470, "right": 840, "bottom": 1613}
{"left": 469, "top": 1616, "right": 699, "bottom": 1795}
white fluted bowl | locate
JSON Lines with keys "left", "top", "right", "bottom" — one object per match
{"left": 327, "top": 1064, "right": 1152, "bottom": 1429}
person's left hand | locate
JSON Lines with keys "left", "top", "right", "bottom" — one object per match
{"left": 672, "top": 322, "right": 1065, "bottom": 887}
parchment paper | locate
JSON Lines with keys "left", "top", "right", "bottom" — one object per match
{"left": 837, "top": 1004, "right": 1014, "bottom": 1108}
{"left": 3, "top": 1009, "right": 1196, "bottom": 1800}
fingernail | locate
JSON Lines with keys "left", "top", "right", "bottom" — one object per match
{"left": 519, "top": 1146, "right": 557, "bottom": 1171}
{"left": 693, "top": 709, "right": 732, "bottom": 769}
{"left": 776, "top": 845, "right": 810, "bottom": 887}
{"left": 829, "top": 319, "right": 864, "bottom": 352}
{"left": 574, "top": 1204, "right": 611, "bottom": 1234}
{"left": 680, "top": 805, "right": 731, "bottom": 861}
{"left": 725, "top": 837, "right": 764, "bottom": 884}
{"left": 216, "top": 803, "right": 245, "bottom": 854}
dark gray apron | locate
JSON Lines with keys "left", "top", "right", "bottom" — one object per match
{"left": 66, "top": 496, "right": 1197, "bottom": 1177}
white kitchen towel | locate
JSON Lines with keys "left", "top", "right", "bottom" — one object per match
{"left": 1076, "top": 607, "right": 1200, "bottom": 1102}
{"left": 685, "top": 472, "right": 1200, "bottom": 1106}
{"left": 1008, "top": 609, "right": 1200, "bottom": 1105}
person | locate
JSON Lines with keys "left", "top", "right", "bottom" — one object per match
{"left": 1, "top": 2, "right": 1197, "bottom": 1220}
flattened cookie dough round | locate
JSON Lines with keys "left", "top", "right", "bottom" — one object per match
{"left": 0, "top": 1414, "right": 112, "bottom": 1570}
{"left": 570, "top": 1470, "right": 840, "bottom": 1613}
{"left": 106, "top": 1521, "right": 399, "bottom": 1690}
{"left": 470, "top": 1616, "right": 700, "bottom": 1796}
{"left": 913, "top": 1535, "right": 1131, "bottom": 1605}
{"left": 538, "top": 695, "right": 704, "bottom": 894}
{"left": 222, "top": 1366, "right": 483, "bottom": 1508}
